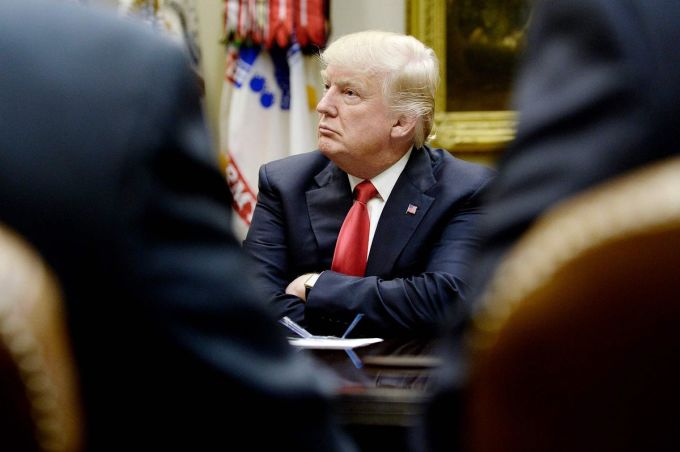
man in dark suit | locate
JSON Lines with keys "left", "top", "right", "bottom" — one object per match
{"left": 469, "top": 0, "right": 680, "bottom": 294}
{"left": 243, "top": 31, "right": 495, "bottom": 337}
{"left": 420, "top": 0, "right": 680, "bottom": 450}
{"left": 0, "top": 1, "right": 353, "bottom": 450}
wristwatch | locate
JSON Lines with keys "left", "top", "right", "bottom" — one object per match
{"left": 304, "top": 273, "right": 320, "bottom": 300}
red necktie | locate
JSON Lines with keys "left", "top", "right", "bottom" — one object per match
{"left": 331, "top": 180, "right": 378, "bottom": 276}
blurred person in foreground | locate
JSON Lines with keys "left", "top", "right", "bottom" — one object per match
{"left": 420, "top": 0, "right": 680, "bottom": 450}
{"left": 0, "top": 0, "right": 353, "bottom": 450}
{"left": 243, "top": 30, "right": 495, "bottom": 338}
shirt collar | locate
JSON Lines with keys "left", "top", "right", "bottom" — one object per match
{"left": 347, "top": 149, "right": 412, "bottom": 202}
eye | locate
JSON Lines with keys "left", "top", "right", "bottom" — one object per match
{"left": 344, "top": 89, "right": 357, "bottom": 97}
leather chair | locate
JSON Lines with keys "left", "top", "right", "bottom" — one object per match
{"left": 464, "top": 156, "right": 680, "bottom": 451}
{"left": 0, "top": 224, "right": 82, "bottom": 452}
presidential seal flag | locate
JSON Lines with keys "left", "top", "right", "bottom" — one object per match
{"left": 220, "top": 43, "right": 320, "bottom": 239}
{"left": 219, "top": 0, "right": 328, "bottom": 239}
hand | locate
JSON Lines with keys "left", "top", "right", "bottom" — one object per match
{"left": 286, "top": 274, "right": 312, "bottom": 302}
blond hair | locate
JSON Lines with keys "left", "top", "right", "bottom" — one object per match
{"left": 320, "top": 30, "right": 439, "bottom": 148}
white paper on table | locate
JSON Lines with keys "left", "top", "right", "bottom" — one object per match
{"left": 288, "top": 337, "right": 383, "bottom": 350}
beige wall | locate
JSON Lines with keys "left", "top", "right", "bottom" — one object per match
{"left": 330, "top": 0, "right": 405, "bottom": 41}
{"left": 196, "top": 1, "right": 225, "bottom": 150}
{"left": 197, "top": 0, "right": 406, "bottom": 150}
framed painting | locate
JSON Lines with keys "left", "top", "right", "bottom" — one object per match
{"left": 407, "top": 0, "right": 531, "bottom": 164}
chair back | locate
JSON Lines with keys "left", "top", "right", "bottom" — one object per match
{"left": 0, "top": 224, "right": 83, "bottom": 452}
{"left": 465, "top": 156, "right": 680, "bottom": 451}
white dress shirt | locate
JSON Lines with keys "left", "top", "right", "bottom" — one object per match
{"left": 347, "top": 149, "right": 412, "bottom": 258}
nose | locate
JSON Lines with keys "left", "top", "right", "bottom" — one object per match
{"left": 316, "top": 88, "right": 337, "bottom": 117}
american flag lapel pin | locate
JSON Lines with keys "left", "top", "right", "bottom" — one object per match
{"left": 406, "top": 204, "right": 418, "bottom": 215}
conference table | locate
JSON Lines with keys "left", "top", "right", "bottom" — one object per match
{"left": 306, "top": 336, "right": 445, "bottom": 451}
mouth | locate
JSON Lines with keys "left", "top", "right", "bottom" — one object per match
{"left": 318, "top": 124, "right": 338, "bottom": 136}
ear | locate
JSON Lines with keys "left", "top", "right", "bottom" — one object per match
{"left": 391, "top": 114, "right": 417, "bottom": 139}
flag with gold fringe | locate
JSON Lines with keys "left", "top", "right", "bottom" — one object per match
{"left": 219, "top": 0, "right": 327, "bottom": 239}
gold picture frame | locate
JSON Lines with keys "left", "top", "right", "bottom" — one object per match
{"left": 408, "top": 0, "right": 530, "bottom": 164}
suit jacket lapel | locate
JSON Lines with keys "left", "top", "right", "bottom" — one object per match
{"left": 306, "top": 163, "right": 352, "bottom": 264}
{"left": 366, "top": 148, "right": 436, "bottom": 276}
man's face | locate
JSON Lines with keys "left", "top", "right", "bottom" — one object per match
{"left": 316, "top": 65, "right": 398, "bottom": 178}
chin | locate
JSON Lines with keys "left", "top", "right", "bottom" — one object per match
{"left": 318, "top": 141, "right": 339, "bottom": 158}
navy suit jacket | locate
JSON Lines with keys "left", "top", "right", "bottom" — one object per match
{"left": 244, "top": 146, "right": 495, "bottom": 336}
{"left": 0, "top": 1, "right": 352, "bottom": 450}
